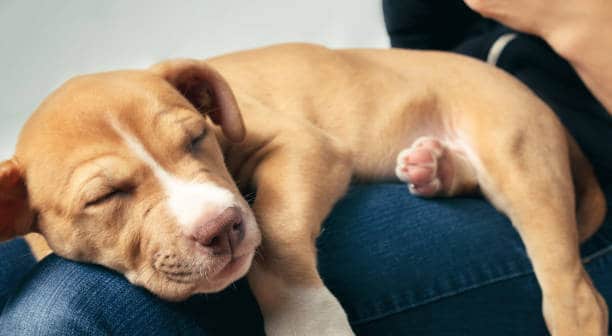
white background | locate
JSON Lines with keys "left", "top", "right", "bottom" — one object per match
{"left": 0, "top": 0, "right": 388, "bottom": 159}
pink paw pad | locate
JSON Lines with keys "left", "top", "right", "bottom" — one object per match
{"left": 395, "top": 137, "right": 446, "bottom": 197}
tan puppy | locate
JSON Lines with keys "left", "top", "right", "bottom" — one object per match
{"left": 0, "top": 43, "right": 608, "bottom": 335}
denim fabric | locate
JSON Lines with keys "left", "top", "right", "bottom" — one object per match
{"left": 0, "top": 238, "right": 36, "bottom": 311}
{"left": 1, "top": 184, "right": 612, "bottom": 335}
{"left": 322, "top": 184, "right": 612, "bottom": 335}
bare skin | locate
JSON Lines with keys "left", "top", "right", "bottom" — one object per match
{"left": 464, "top": 0, "right": 612, "bottom": 115}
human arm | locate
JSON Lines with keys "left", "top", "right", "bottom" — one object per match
{"left": 463, "top": 0, "right": 612, "bottom": 115}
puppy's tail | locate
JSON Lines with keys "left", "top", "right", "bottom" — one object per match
{"left": 569, "top": 134, "right": 607, "bottom": 242}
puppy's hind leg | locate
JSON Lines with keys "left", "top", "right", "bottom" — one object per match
{"left": 466, "top": 113, "right": 607, "bottom": 335}
{"left": 567, "top": 134, "right": 607, "bottom": 241}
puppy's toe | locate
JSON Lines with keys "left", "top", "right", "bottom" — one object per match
{"left": 396, "top": 136, "right": 448, "bottom": 197}
{"left": 409, "top": 178, "right": 441, "bottom": 197}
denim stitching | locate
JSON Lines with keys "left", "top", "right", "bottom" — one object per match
{"left": 351, "top": 241, "right": 612, "bottom": 325}
{"left": 350, "top": 270, "right": 534, "bottom": 325}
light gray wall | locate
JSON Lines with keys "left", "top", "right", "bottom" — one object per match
{"left": 0, "top": 0, "right": 388, "bottom": 159}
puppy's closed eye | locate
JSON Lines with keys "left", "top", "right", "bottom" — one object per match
{"left": 85, "top": 188, "right": 127, "bottom": 208}
{"left": 187, "top": 128, "right": 207, "bottom": 152}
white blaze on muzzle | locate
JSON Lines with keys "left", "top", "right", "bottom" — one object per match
{"left": 109, "top": 118, "right": 236, "bottom": 233}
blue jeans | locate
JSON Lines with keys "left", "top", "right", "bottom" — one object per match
{"left": 1, "top": 183, "right": 612, "bottom": 335}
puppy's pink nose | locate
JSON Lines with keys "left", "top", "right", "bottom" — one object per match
{"left": 193, "top": 207, "right": 244, "bottom": 254}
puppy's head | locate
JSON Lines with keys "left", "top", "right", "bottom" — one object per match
{"left": 0, "top": 60, "right": 260, "bottom": 300}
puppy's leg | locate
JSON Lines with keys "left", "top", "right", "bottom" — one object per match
{"left": 246, "top": 131, "right": 354, "bottom": 336}
{"left": 465, "top": 118, "right": 607, "bottom": 335}
{"left": 396, "top": 135, "right": 606, "bottom": 240}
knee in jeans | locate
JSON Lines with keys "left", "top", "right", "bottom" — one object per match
{"left": 0, "top": 255, "right": 129, "bottom": 334}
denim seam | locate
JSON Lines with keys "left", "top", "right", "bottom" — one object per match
{"left": 350, "top": 241, "right": 612, "bottom": 325}
{"left": 350, "top": 270, "right": 534, "bottom": 325}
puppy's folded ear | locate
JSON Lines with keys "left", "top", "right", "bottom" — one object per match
{"left": 0, "top": 158, "right": 34, "bottom": 241}
{"left": 150, "top": 59, "right": 246, "bottom": 142}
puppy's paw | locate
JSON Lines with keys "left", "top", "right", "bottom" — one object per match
{"left": 263, "top": 286, "right": 354, "bottom": 336}
{"left": 395, "top": 137, "right": 450, "bottom": 197}
{"left": 396, "top": 136, "right": 479, "bottom": 197}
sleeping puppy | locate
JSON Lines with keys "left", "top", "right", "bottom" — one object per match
{"left": 0, "top": 43, "right": 607, "bottom": 335}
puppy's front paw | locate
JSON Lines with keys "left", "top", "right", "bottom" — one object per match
{"left": 263, "top": 286, "right": 354, "bottom": 336}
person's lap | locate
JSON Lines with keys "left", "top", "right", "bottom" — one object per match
{"left": 2, "top": 183, "right": 612, "bottom": 335}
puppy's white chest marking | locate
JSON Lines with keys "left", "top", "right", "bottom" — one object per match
{"left": 109, "top": 118, "right": 236, "bottom": 232}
